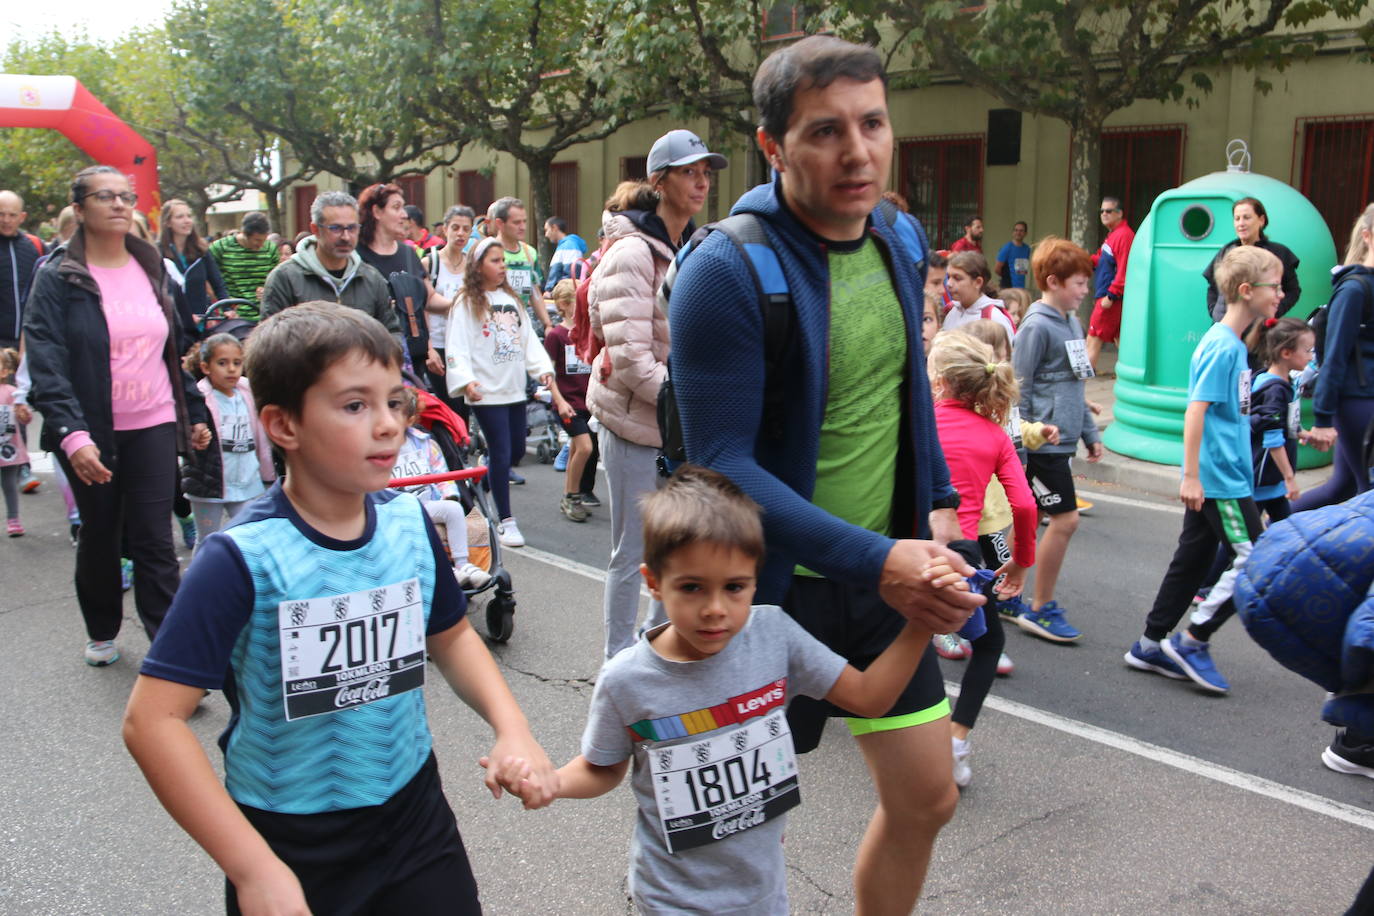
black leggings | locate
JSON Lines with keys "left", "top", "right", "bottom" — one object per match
{"left": 950, "top": 534, "right": 1008, "bottom": 731}
{"left": 56, "top": 423, "right": 181, "bottom": 642}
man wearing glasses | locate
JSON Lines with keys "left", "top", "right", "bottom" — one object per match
{"left": 261, "top": 191, "right": 401, "bottom": 345}
{"left": 1087, "top": 196, "right": 1135, "bottom": 372}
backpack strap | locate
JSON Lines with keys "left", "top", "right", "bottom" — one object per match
{"left": 875, "top": 199, "right": 928, "bottom": 279}
{"left": 26, "top": 233, "right": 44, "bottom": 257}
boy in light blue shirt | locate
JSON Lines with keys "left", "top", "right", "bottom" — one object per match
{"left": 1125, "top": 245, "right": 1285, "bottom": 695}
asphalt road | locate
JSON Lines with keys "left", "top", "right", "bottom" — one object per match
{"left": 1, "top": 453, "right": 1370, "bottom": 915}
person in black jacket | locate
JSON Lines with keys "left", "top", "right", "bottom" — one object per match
{"left": 1203, "top": 197, "right": 1302, "bottom": 321}
{"left": 24, "top": 165, "right": 210, "bottom": 668}
{"left": 158, "top": 198, "right": 227, "bottom": 327}
{"left": 0, "top": 189, "right": 42, "bottom": 350}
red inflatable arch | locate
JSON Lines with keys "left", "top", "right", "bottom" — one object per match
{"left": 1, "top": 73, "right": 160, "bottom": 225}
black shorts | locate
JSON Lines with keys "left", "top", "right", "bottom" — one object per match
{"left": 1025, "top": 452, "right": 1078, "bottom": 516}
{"left": 782, "top": 575, "right": 950, "bottom": 754}
{"left": 561, "top": 408, "right": 593, "bottom": 438}
{"left": 227, "top": 753, "right": 480, "bottom": 916}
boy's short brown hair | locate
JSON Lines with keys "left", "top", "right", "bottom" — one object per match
{"left": 244, "top": 301, "right": 402, "bottom": 418}
{"left": 641, "top": 465, "right": 766, "bottom": 575}
{"left": 1031, "top": 236, "right": 1093, "bottom": 290}
{"left": 1214, "top": 244, "right": 1282, "bottom": 305}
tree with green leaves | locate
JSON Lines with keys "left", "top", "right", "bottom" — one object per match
{"left": 860, "top": 0, "right": 1374, "bottom": 246}
{"left": 410, "top": 0, "right": 659, "bottom": 263}
{"left": 167, "top": 0, "right": 462, "bottom": 194}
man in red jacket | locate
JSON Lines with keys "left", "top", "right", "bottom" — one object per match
{"left": 950, "top": 215, "right": 983, "bottom": 252}
{"left": 1087, "top": 196, "right": 1135, "bottom": 372}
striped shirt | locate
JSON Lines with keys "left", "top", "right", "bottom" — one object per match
{"left": 209, "top": 234, "right": 280, "bottom": 318}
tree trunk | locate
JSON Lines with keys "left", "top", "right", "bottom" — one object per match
{"left": 525, "top": 155, "right": 555, "bottom": 268}
{"left": 263, "top": 187, "right": 283, "bottom": 235}
{"left": 1067, "top": 116, "right": 1104, "bottom": 250}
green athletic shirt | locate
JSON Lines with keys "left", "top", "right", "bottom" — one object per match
{"left": 209, "top": 234, "right": 280, "bottom": 319}
{"left": 798, "top": 237, "right": 906, "bottom": 577}
{"left": 502, "top": 243, "right": 543, "bottom": 306}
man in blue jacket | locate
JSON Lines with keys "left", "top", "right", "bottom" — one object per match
{"left": 669, "top": 35, "right": 981, "bottom": 913}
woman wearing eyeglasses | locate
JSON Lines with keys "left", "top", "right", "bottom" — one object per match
{"left": 1203, "top": 197, "right": 1302, "bottom": 322}
{"left": 23, "top": 165, "right": 210, "bottom": 669}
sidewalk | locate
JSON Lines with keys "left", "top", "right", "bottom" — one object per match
{"left": 1076, "top": 347, "right": 1328, "bottom": 499}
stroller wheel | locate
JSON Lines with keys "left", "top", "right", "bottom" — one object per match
{"left": 486, "top": 594, "right": 515, "bottom": 643}
{"left": 536, "top": 441, "right": 553, "bottom": 464}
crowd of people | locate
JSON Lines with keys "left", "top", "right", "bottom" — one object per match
{"left": 3, "top": 31, "right": 1373, "bottom": 916}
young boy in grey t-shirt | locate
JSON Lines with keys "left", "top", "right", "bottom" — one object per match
{"left": 499, "top": 466, "right": 967, "bottom": 914}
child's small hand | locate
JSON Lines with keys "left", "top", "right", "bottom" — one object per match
{"left": 920, "top": 557, "right": 970, "bottom": 591}
{"left": 1180, "top": 476, "right": 1205, "bottom": 512}
{"left": 14, "top": 404, "right": 31, "bottom": 425}
{"left": 1085, "top": 441, "right": 1104, "bottom": 463}
{"left": 483, "top": 732, "right": 559, "bottom": 809}
{"left": 479, "top": 754, "right": 536, "bottom": 802}
{"left": 1087, "top": 399, "right": 1104, "bottom": 416}
{"left": 1284, "top": 475, "right": 1300, "bottom": 501}
{"left": 1041, "top": 423, "right": 1060, "bottom": 445}
{"left": 994, "top": 562, "right": 1028, "bottom": 598}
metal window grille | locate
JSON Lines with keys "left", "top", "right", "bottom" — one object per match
{"left": 293, "top": 184, "right": 317, "bottom": 237}
{"left": 621, "top": 156, "right": 648, "bottom": 182}
{"left": 1295, "top": 116, "right": 1374, "bottom": 248}
{"left": 551, "top": 162, "right": 579, "bottom": 234}
{"left": 457, "top": 170, "right": 495, "bottom": 217}
{"left": 1098, "top": 125, "right": 1184, "bottom": 240}
{"left": 898, "top": 134, "right": 984, "bottom": 250}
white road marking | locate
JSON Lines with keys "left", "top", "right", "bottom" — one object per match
{"left": 1079, "top": 489, "right": 1183, "bottom": 515}
{"left": 515, "top": 547, "right": 1370, "bottom": 829}
{"left": 945, "top": 682, "right": 1374, "bottom": 831}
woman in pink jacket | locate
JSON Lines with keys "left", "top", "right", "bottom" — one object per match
{"left": 587, "top": 129, "right": 727, "bottom": 659}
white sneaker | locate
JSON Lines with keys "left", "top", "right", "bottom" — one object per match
{"left": 498, "top": 517, "right": 525, "bottom": 548}
{"left": 84, "top": 640, "right": 119, "bottom": 667}
{"left": 952, "top": 736, "right": 972, "bottom": 788}
{"left": 456, "top": 562, "right": 492, "bottom": 589}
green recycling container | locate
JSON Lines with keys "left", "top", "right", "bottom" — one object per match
{"left": 1104, "top": 169, "right": 1337, "bottom": 468}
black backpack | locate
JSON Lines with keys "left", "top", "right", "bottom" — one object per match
{"left": 655, "top": 201, "right": 929, "bottom": 467}
{"left": 1307, "top": 272, "right": 1373, "bottom": 391}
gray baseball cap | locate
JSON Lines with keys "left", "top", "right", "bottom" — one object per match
{"left": 646, "top": 129, "right": 729, "bottom": 175}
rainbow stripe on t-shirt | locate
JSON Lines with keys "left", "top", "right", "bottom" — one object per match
{"left": 625, "top": 678, "right": 787, "bottom": 743}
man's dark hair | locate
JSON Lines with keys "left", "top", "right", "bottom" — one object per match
{"left": 964, "top": 216, "right": 983, "bottom": 230}
{"left": 1014, "top": 220, "right": 1028, "bottom": 231}
{"left": 244, "top": 300, "right": 401, "bottom": 419}
{"left": 1101, "top": 196, "right": 1123, "bottom": 212}
{"left": 404, "top": 204, "right": 425, "bottom": 226}
{"left": 927, "top": 250, "right": 948, "bottom": 269}
{"left": 753, "top": 35, "right": 887, "bottom": 142}
{"left": 242, "top": 212, "right": 271, "bottom": 236}
{"left": 545, "top": 216, "right": 568, "bottom": 234}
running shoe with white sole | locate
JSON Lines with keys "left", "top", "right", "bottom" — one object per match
{"left": 1161, "top": 633, "right": 1229, "bottom": 694}
{"left": 84, "top": 640, "right": 119, "bottom": 666}
{"left": 933, "top": 633, "right": 968, "bottom": 660}
{"left": 1015, "top": 601, "right": 1081, "bottom": 642}
{"left": 498, "top": 517, "right": 526, "bottom": 548}
{"left": 456, "top": 562, "right": 492, "bottom": 589}
{"left": 996, "top": 652, "right": 1014, "bottom": 676}
{"left": 1322, "top": 730, "right": 1374, "bottom": 779}
{"left": 1124, "top": 640, "right": 1187, "bottom": 680}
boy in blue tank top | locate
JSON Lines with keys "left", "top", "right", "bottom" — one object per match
{"left": 123, "top": 302, "right": 556, "bottom": 915}
{"left": 1125, "top": 246, "right": 1285, "bottom": 697}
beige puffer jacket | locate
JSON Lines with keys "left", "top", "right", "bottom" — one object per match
{"left": 586, "top": 211, "right": 674, "bottom": 447}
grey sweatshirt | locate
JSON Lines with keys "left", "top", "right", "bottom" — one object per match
{"left": 1011, "top": 301, "right": 1100, "bottom": 454}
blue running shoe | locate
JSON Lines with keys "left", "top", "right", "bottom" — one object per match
{"left": 509, "top": 469, "right": 526, "bottom": 485}
{"left": 1161, "top": 633, "right": 1229, "bottom": 694}
{"left": 1124, "top": 640, "right": 1186, "bottom": 680}
{"left": 120, "top": 557, "right": 134, "bottom": 592}
{"left": 997, "top": 594, "right": 1031, "bottom": 621}
{"left": 553, "top": 442, "right": 570, "bottom": 472}
{"left": 1015, "top": 601, "right": 1081, "bottom": 643}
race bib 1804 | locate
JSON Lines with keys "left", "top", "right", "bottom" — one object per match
{"left": 278, "top": 578, "right": 426, "bottom": 721}
{"left": 649, "top": 708, "right": 800, "bottom": 854}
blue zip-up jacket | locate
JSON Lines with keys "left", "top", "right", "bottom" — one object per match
{"left": 1235, "top": 489, "right": 1374, "bottom": 734}
{"left": 1313, "top": 264, "right": 1374, "bottom": 427}
{"left": 668, "top": 175, "right": 953, "bottom": 604}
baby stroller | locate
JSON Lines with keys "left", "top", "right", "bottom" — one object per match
{"left": 390, "top": 389, "right": 518, "bottom": 642}
{"left": 197, "top": 298, "right": 259, "bottom": 343}
{"left": 526, "top": 381, "right": 564, "bottom": 464}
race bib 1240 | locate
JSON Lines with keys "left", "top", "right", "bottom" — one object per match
{"left": 277, "top": 578, "right": 426, "bottom": 721}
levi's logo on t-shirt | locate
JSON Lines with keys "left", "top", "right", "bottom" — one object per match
{"left": 625, "top": 678, "right": 789, "bottom": 743}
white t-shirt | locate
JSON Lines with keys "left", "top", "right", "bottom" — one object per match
{"left": 444, "top": 288, "right": 554, "bottom": 405}
{"left": 428, "top": 251, "right": 464, "bottom": 349}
